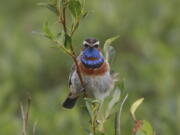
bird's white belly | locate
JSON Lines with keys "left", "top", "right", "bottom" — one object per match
{"left": 71, "top": 71, "right": 114, "bottom": 100}
{"left": 83, "top": 72, "right": 114, "bottom": 100}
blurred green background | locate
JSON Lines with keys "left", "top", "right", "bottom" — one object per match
{"left": 0, "top": 0, "right": 179, "bottom": 134}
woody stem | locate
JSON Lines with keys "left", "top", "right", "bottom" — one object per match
{"left": 57, "top": 0, "right": 85, "bottom": 92}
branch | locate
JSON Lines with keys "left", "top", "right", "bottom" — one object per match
{"left": 52, "top": 39, "right": 85, "bottom": 91}
{"left": 62, "top": 3, "right": 67, "bottom": 33}
{"left": 21, "top": 96, "right": 31, "bottom": 135}
{"left": 70, "top": 19, "right": 79, "bottom": 37}
{"left": 56, "top": 0, "right": 85, "bottom": 93}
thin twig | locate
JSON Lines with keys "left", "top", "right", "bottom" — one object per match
{"left": 56, "top": 0, "right": 85, "bottom": 92}
{"left": 70, "top": 20, "right": 79, "bottom": 37}
{"left": 25, "top": 97, "right": 31, "bottom": 131}
{"left": 21, "top": 96, "right": 32, "bottom": 135}
{"left": 52, "top": 40, "right": 74, "bottom": 56}
{"left": 91, "top": 103, "right": 101, "bottom": 134}
{"left": 33, "top": 121, "right": 37, "bottom": 135}
{"left": 21, "top": 105, "right": 26, "bottom": 135}
{"left": 52, "top": 38, "right": 85, "bottom": 90}
{"left": 62, "top": 2, "right": 67, "bottom": 33}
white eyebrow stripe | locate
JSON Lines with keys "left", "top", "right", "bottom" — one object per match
{"left": 93, "top": 41, "right": 100, "bottom": 45}
{"left": 83, "top": 40, "right": 100, "bottom": 46}
{"left": 83, "top": 41, "right": 91, "bottom": 45}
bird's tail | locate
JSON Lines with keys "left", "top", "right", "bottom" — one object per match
{"left": 62, "top": 93, "right": 78, "bottom": 109}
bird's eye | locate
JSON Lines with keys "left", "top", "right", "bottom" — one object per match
{"left": 94, "top": 44, "right": 99, "bottom": 48}
{"left": 84, "top": 44, "right": 89, "bottom": 48}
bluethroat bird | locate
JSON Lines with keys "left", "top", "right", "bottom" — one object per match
{"left": 63, "top": 38, "right": 116, "bottom": 109}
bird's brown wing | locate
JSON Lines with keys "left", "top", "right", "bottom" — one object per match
{"left": 63, "top": 64, "right": 78, "bottom": 109}
{"left": 68, "top": 64, "right": 75, "bottom": 87}
{"left": 68, "top": 56, "right": 81, "bottom": 87}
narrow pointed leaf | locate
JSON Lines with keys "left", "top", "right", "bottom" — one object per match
{"left": 117, "top": 79, "right": 125, "bottom": 93}
{"left": 107, "top": 45, "right": 115, "bottom": 64}
{"left": 85, "top": 101, "right": 93, "bottom": 120}
{"left": 105, "top": 88, "right": 121, "bottom": 119}
{"left": 43, "top": 22, "right": 55, "bottom": 39}
{"left": 69, "top": 0, "right": 82, "bottom": 18}
{"left": 59, "top": 30, "right": 65, "bottom": 44}
{"left": 56, "top": 32, "right": 61, "bottom": 38}
{"left": 37, "top": 3, "right": 57, "bottom": 14}
{"left": 46, "top": 4, "right": 57, "bottom": 14}
{"left": 115, "top": 94, "right": 128, "bottom": 135}
{"left": 130, "top": 98, "right": 144, "bottom": 121}
{"left": 104, "top": 35, "right": 120, "bottom": 60}
{"left": 64, "top": 34, "right": 72, "bottom": 49}
{"left": 82, "top": 11, "right": 88, "bottom": 18}
{"left": 32, "top": 31, "right": 45, "bottom": 37}
{"left": 104, "top": 35, "right": 120, "bottom": 51}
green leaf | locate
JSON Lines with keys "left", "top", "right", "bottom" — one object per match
{"left": 115, "top": 94, "right": 128, "bottom": 135}
{"left": 37, "top": 3, "right": 57, "bottom": 14}
{"left": 85, "top": 100, "right": 93, "bottom": 120}
{"left": 58, "top": 30, "right": 68, "bottom": 48}
{"left": 82, "top": 11, "right": 88, "bottom": 18}
{"left": 136, "top": 120, "right": 154, "bottom": 135}
{"left": 104, "top": 35, "right": 120, "bottom": 60}
{"left": 117, "top": 79, "right": 125, "bottom": 92}
{"left": 43, "top": 22, "right": 55, "bottom": 39}
{"left": 130, "top": 98, "right": 144, "bottom": 121}
{"left": 32, "top": 31, "right": 45, "bottom": 37}
{"left": 59, "top": 30, "right": 65, "bottom": 43}
{"left": 64, "top": 34, "right": 72, "bottom": 49}
{"left": 46, "top": 4, "right": 57, "bottom": 14}
{"left": 105, "top": 88, "right": 121, "bottom": 119}
{"left": 104, "top": 35, "right": 120, "bottom": 51}
{"left": 68, "top": 0, "right": 82, "bottom": 18}
{"left": 56, "top": 32, "right": 61, "bottom": 38}
{"left": 107, "top": 45, "right": 115, "bottom": 64}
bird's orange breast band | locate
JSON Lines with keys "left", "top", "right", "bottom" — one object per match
{"left": 79, "top": 62, "right": 108, "bottom": 76}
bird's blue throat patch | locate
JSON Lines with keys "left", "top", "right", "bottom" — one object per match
{"left": 81, "top": 48, "right": 104, "bottom": 68}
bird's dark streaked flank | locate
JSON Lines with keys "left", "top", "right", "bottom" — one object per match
{"left": 63, "top": 38, "right": 115, "bottom": 109}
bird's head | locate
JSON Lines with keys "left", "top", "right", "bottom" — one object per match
{"left": 83, "top": 38, "right": 100, "bottom": 49}
{"left": 80, "top": 38, "right": 104, "bottom": 68}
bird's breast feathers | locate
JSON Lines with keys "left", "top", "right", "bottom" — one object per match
{"left": 76, "top": 61, "right": 113, "bottom": 99}
{"left": 79, "top": 61, "right": 109, "bottom": 76}
{"left": 79, "top": 47, "right": 109, "bottom": 76}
